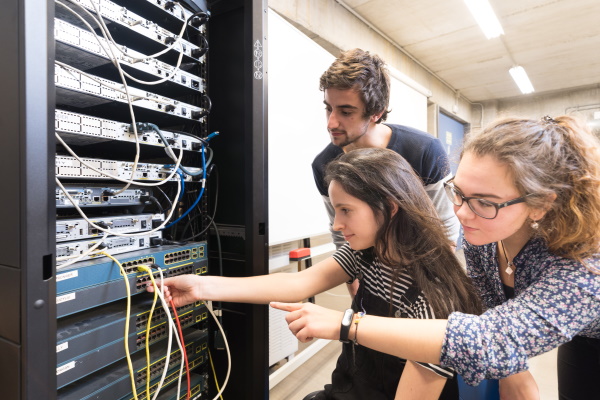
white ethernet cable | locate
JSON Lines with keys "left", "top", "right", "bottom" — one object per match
{"left": 86, "top": 0, "right": 192, "bottom": 63}
{"left": 52, "top": 2, "right": 143, "bottom": 196}
{"left": 206, "top": 301, "right": 231, "bottom": 400}
{"left": 55, "top": 176, "right": 181, "bottom": 238}
{"left": 55, "top": 133, "right": 184, "bottom": 187}
{"left": 136, "top": 265, "right": 186, "bottom": 400}
{"left": 55, "top": 1, "right": 186, "bottom": 87}
{"left": 55, "top": 230, "right": 110, "bottom": 270}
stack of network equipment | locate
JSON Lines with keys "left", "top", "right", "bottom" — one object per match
{"left": 53, "top": 0, "right": 214, "bottom": 398}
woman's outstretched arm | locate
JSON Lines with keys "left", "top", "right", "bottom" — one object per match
{"left": 270, "top": 301, "right": 446, "bottom": 364}
{"left": 147, "top": 256, "right": 350, "bottom": 307}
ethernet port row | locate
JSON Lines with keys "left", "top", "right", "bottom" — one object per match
{"left": 164, "top": 249, "right": 191, "bottom": 264}
{"left": 122, "top": 257, "right": 155, "bottom": 275}
{"left": 167, "top": 265, "right": 193, "bottom": 277}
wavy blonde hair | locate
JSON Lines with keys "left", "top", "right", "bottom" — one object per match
{"left": 463, "top": 115, "right": 600, "bottom": 261}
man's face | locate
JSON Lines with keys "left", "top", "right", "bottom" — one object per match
{"left": 324, "top": 88, "right": 371, "bottom": 148}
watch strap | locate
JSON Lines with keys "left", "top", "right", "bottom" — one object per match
{"left": 339, "top": 308, "right": 354, "bottom": 343}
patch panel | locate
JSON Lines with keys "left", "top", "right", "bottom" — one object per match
{"left": 56, "top": 231, "right": 162, "bottom": 266}
{"left": 57, "top": 329, "right": 208, "bottom": 400}
{"left": 55, "top": 19, "right": 205, "bottom": 96}
{"left": 57, "top": 213, "right": 163, "bottom": 242}
{"left": 55, "top": 155, "right": 202, "bottom": 181}
{"left": 56, "top": 300, "right": 208, "bottom": 388}
{"left": 55, "top": 64, "right": 207, "bottom": 122}
{"left": 56, "top": 183, "right": 151, "bottom": 209}
{"left": 55, "top": 109, "right": 205, "bottom": 151}
{"left": 55, "top": 0, "right": 204, "bottom": 65}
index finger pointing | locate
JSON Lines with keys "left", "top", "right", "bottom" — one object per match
{"left": 269, "top": 302, "right": 303, "bottom": 312}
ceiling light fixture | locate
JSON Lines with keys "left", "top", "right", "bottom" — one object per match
{"left": 464, "top": 0, "right": 504, "bottom": 39}
{"left": 509, "top": 66, "right": 535, "bottom": 94}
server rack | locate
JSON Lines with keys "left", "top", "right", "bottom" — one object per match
{"left": 0, "top": 0, "right": 268, "bottom": 399}
{"left": 207, "top": 1, "right": 269, "bottom": 398}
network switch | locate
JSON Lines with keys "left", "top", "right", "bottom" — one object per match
{"left": 55, "top": 155, "right": 202, "bottom": 181}
{"left": 57, "top": 243, "right": 206, "bottom": 294}
{"left": 55, "top": 19, "right": 205, "bottom": 96}
{"left": 55, "top": 64, "right": 207, "bottom": 122}
{"left": 148, "top": 373, "right": 208, "bottom": 400}
{"left": 57, "top": 213, "right": 163, "bottom": 242}
{"left": 57, "top": 244, "right": 207, "bottom": 317}
{"left": 57, "top": 299, "right": 208, "bottom": 387}
{"left": 57, "top": 297, "right": 203, "bottom": 362}
{"left": 57, "top": 258, "right": 207, "bottom": 317}
{"left": 55, "top": 109, "right": 205, "bottom": 151}
{"left": 57, "top": 329, "right": 208, "bottom": 400}
{"left": 56, "top": 183, "right": 151, "bottom": 209}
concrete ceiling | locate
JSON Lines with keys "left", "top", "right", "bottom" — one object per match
{"left": 340, "top": 0, "right": 600, "bottom": 101}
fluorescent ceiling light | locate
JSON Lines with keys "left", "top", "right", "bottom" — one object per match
{"left": 464, "top": 0, "right": 504, "bottom": 39}
{"left": 509, "top": 66, "right": 535, "bottom": 94}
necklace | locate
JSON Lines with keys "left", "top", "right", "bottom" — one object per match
{"left": 500, "top": 240, "right": 515, "bottom": 275}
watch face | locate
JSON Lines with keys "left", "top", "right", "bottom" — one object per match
{"left": 342, "top": 309, "right": 353, "bottom": 326}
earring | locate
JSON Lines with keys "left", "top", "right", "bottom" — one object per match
{"left": 531, "top": 220, "right": 539, "bottom": 230}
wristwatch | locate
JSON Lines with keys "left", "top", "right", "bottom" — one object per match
{"left": 339, "top": 308, "right": 355, "bottom": 343}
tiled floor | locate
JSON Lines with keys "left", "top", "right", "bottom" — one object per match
{"left": 269, "top": 340, "right": 342, "bottom": 400}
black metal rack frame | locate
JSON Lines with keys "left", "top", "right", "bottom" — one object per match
{"left": 0, "top": 0, "right": 269, "bottom": 398}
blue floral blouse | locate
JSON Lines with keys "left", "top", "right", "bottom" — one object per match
{"left": 440, "top": 238, "right": 600, "bottom": 385}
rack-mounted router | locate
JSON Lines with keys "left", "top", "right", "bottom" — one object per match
{"left": 55, "top": 64, "right": 207, "bottom": 123}
{"left": 57, "top": 213, "right": 163, "bottom": 242}
{"left": 56, "top": 109, "right": 205, "bottom": 151}
{"left": 56, "top": 0, "right": 205, "bottom": 66}
{"left": 56, "top": 155, "right": 202, "bottom": 182}
{"left": 55, "top": 19, "right": 205, "bottom": 97}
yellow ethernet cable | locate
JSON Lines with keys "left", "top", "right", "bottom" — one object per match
{"left": 100, "top": 252, "right": 139, "bottom": 400}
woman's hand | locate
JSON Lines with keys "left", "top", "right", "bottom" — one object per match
{"left": 146, "top": 274, "right": 203, "bottom": 307}
{"left": 270, "top": 302, "right": 344, "bottom": 343}
{"left": 499, "top": 371, "right": 540, "bottom": 400}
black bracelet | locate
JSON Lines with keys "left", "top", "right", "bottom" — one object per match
{"left": 339, "top": 308, "right": 354, "bottom": 343}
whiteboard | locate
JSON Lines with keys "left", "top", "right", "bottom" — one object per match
{"left": 267, "top": 10, "right": 333, "bottom": 245}
{"left": 267, "top": 9, "right": 428, "bottom": 245}
{"left": 387, "top": 77, "right": 428, "bottom": 132}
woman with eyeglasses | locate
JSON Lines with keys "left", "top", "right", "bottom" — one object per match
{"left": 273, "top": 115, "right": 600, "bottom": 399}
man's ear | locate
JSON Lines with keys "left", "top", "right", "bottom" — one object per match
{"left": 371, "top": 110, "right": 385, "bottom": 123}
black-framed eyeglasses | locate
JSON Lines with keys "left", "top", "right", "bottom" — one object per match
{"left": 443, "top": 179, "right": 531, "bottom": 219}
